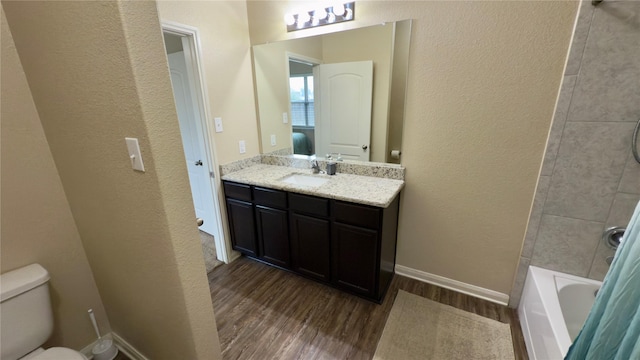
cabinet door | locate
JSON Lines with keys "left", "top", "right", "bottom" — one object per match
{"left": 290, "top": 213, "right": 331, "bottom": 282}
{"left": 226, "top": 198, "right": 257, "bottom": 256}
{"left": 255, "top": 205, "right": 290, "bottom": 268}
{"left": 332, "top": 223, "right": 378, "bottom": 296}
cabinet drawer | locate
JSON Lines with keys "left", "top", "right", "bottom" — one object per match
{"left": 254, "top": 186, "right": 287, "bottom": 209}
{"left": 223, "top": 181, "right": 252, "bottom": 202}
{"left": 289, "top": 193, "right": 329, "bottom": 217}
{"left": 333, "top": 201, "right": 381, "bottom": 229}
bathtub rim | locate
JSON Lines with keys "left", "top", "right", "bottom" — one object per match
{"left": 519, "top": 266, "right": 602, "bottom": 357}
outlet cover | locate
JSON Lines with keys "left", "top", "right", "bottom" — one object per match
{"left": 282, "top": 112, "right": 288, "bottom": 124}
{"left": 239, "top": 140, "right": 246, "bottom": 154}
{"left": 270, "top": 134, "right": 276, "bottom": 146}
{"left": 214, "top": 117, "right": 223, "bottom": 133}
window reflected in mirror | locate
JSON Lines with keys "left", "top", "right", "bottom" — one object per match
{"left": 289, "top": 60, "right": 316, "bottom": 156}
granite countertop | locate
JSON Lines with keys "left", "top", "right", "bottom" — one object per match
{"left": 221, "top": 164, "right": 404, "bottom": 208}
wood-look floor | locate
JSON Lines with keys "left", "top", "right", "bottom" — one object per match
{"left": 208, "top": 257, "right": 528, "bottom": 360}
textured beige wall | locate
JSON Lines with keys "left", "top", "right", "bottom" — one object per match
{"left": 156, "top": 0, "right": 260, "bottom": 165}
{"left": 2, "top": 1, "right": 220, "bottom": 358}
{"left": 247, "top": 1, "right": 578, "bottom": 295}
{"left": 322, "top": 24, "right": 393, "bottom": 163}
{"left": 0, "top": 9, "right": 111, "bottom": 350}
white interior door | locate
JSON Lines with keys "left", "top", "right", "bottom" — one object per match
{"left": 315, "top": 61, "right": 373, "bottom": 161}
{"left": 168, "top": 51, "right": 217, "bottom": 236}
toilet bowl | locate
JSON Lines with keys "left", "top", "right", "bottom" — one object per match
{"left": 0, "top": 264, "right": 89, "bottom": 360}
{"left": 21, "top": 347, "right": 87, "bottom": 360}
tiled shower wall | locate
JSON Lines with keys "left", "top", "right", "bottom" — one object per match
{"left": 509, "top": 0, "right": 640, "bottom": 308}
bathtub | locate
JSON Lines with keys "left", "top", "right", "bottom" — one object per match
{"left": 518, "top": 266, "right": 602, "bottom": 360}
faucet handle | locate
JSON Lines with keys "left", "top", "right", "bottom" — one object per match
{"left": 311, "top": 160, "right": 320, "bottom": 173}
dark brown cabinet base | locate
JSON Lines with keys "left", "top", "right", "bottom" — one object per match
{"left": 223, "top": 180, "right": 400, "bottom": 303}
{"left": 290, "top": 212, "right": 331, "bottom": 282}
{"left": 255, "top": 205, "right": 290, "bottom": 268}
{"left": 225, "top": 198, "right": 257, "bottom": 256}
{"left": 332, "top": 222, "right": 379, "bottom": 296}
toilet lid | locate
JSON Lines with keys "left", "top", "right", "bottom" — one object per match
{"left": 32, "top": 347, "right": 87, "bottom": 360}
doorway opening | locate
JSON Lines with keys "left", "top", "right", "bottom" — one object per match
{"left": 286, "top": 53, "right": 373, "bottom": 161}
{"left": 162, "top": 23, "right": 228, "bottom": 270}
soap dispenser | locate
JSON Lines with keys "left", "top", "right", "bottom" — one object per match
{"left": 326, "top": 161, "right": 337, "bottom": 175}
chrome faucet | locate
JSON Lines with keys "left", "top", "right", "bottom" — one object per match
{"left": 311, "top": 160, "right": 321, "bottom": 174}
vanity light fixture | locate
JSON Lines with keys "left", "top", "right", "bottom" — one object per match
{"left": 284, "top": 13, "right": 296, "bottom": 26}
{"left": 284, "top": 2, "right": 355, "bottom": 32}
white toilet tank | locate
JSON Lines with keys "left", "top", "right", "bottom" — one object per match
{"left": 0, "top": 264, "right": 55, "bottom": 360}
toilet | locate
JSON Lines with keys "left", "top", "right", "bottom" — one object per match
{"left": 0, "top": 264, "right": 88, "bottom": 360}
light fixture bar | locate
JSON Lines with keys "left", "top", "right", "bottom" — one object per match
{"left": 285, "top": 2, "right": 355, "bottom": 32}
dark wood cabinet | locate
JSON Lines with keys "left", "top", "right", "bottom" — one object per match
{"left": 289, "top": 193, "right": 331, "bottom": 281}
{"left": 331, "top": 198, "right": 400, "bottom": 300}
{"left": 225, "top": 198, "right": 257, "bottom": 256}
{"left": 255, "top": 205, "right": 290, "bottom": 268}
{"left": 222, "top": 180, "right": 400, "bottom": 303}
{"left": 253, "top": 186, "right": 290, "bottom": 268}
{"left": 332, "top": 222, "right": 378, "bottom": 296}
{"left": 290, "top": 212, "right": 331, "bottom": 282}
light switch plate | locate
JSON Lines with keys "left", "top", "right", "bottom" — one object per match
{"left": 282, "top": 112, "right": 288, "bottom": 124}
{"left": 270, "top": 134, "right": 276, "bottom": 146}
{"left": 125, "top": 137, "right": 145, "bottom": 172}
{"left": 214, "top": 117, "right": 223, "bottom": 133}
{"left": 239, "top": 140, "right": 246, "bottom": 154}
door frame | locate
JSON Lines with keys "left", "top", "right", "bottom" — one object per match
{"left": 162, "top": 21, "right": 229, "bottom": 264}
{"left": 285, "top": 52, "right": 322, "bottom": 152}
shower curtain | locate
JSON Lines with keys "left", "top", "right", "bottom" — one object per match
{"left": 565, "top": 201, "right": 640, "bottom": 360}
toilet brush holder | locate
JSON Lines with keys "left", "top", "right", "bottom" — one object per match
{"left": 92, "top": 339, "right": 118, "bottom": 360}
{"left": 88, "top": 309, "right": 118, "bottom": 360}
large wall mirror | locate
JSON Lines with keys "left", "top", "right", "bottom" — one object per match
{"left": 252, "top": 20, "right": 411, "bottom": 164}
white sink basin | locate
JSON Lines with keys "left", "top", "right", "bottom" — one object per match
{"left": 280, "top": 174, "right": 329, "bottom": 187}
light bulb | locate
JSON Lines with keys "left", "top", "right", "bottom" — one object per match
{"left": 314, "top": 8, "right": 327, "bottom": 20}
{"left": 298, "top": 11, "right": 310, "bottom": 23}
{"left": 284, "top": 13, "right": 295, "bottom": 26}
{"left": 344, "top": 7, "right": 353, "bottom": 20}
{"left": 332, "top": 3, "right": 345, "bottom": 16}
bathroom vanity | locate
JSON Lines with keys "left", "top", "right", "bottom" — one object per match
{"left": 221, "top": 164, "right": 403, "bottom": 303}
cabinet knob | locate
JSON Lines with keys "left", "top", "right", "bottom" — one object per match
{"left": 362, "top": 145, "right": 368, "bottom": 151}
{"left": 196, "top": 218, "right": 204, "bottom": 227}
{"left": 195, "top": 160, "right": 203, "bottom": 166}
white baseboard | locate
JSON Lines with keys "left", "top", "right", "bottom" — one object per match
{"left": 80, "top": 332, "right": 148, "bottom": 360}
{"left": 112, "top": 332, "right": 149, "bottom": 360}
{"left": 395, "top": 264, "right": 510, "bottom": 306}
